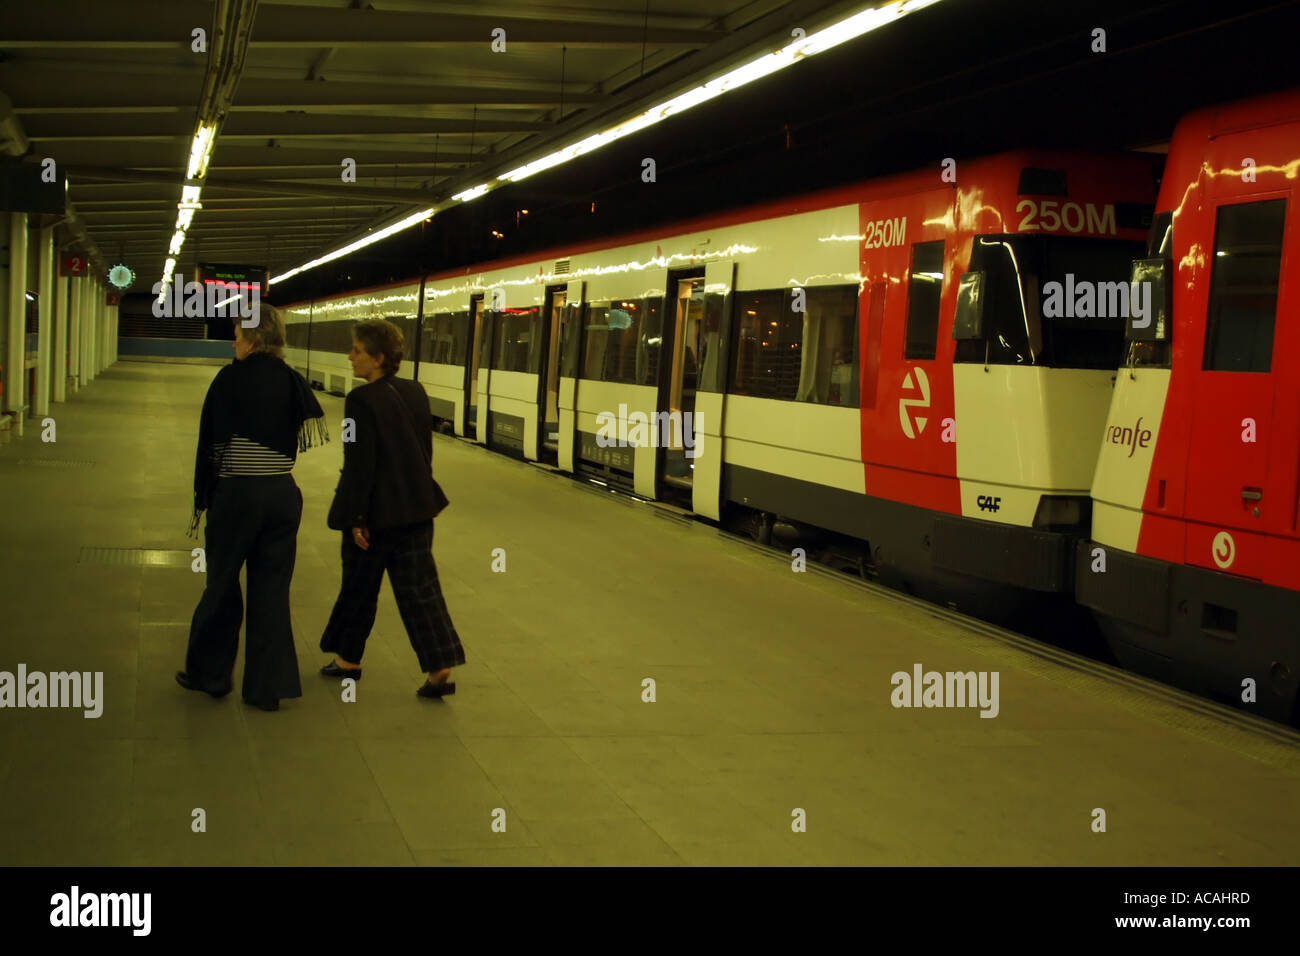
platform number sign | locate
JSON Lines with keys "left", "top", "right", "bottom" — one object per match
{"left": 60, "top": 254, "right": 86, "bottom": 277}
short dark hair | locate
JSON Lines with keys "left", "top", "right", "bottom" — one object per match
{"left": 352, "top": 319, "right": 404, "bottom": 375}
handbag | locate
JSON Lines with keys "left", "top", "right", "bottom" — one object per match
{"left": 385, "top": 380, "right": 450, "bottom": 519}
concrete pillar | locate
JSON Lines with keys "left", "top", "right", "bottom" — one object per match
{"left": 98, "top": 296, "right": 107, "bottom": 373}
{"left": 36, "top": 225, "right": 53, "bottom": 417}
{"left": 53, "top": 272, "right": 67, "bottom": 402}
{"left": 84, "top": 282, "right": 96, "bottom": 384}
{"left": 108, "top": 303, "right": 118, "bottom": 366}
{"left": 94, "top": 293, "right": 103, "bottom": 375}
{"left": 5, "top": 212, "right": 29, "bottom": 436}
{"left": 68, "top": 275, "right": 81, "bottom": 391}
{"left": 0, "top": 215, "right": 8, "bottom": 423}
{"left": 98, "top": 294, "right": 107, "bottom": 373}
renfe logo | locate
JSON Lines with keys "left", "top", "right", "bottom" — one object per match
{"left": 898, "top": 367, "right": 930, "bottom": 439}
{"left": 1105, "top": 416, "right": 1153, "bottom": 458}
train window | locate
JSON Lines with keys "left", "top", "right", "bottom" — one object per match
{"left": 953, "top": 237, "right": 1034, "bottom": 366}
{"left": 421, "top": 311, "right": 468, "bottom": 365}
{"left": 582, "top": 300, "right": 645, "bottom": 384}
{"left": 286, "top": 319, "right": 309, "bottom": 349}
{"left": 635, "top": 297, "right": 664, "bottom": 387}
{"left": 698, "top": 282, "right": 729, "bottom": 394}
{"left": 317, "top": 319, "right": 350, "bottom": 354}
{"left": 1037, "top": 236, "right": 1144, "bottom": 369}
{"left": 904, "top": 241, "right": 945, "bottom": 360}
{"left": 387, "top": 314, "right": 417, "bottom": 363}
{"left": 1127, "top": 211, "right": 1174, "bottom": 368}
{"left": 731, "top": 290, "right": 798, "bottom": 401}
{"left": 1203, "top": 199, "right": 1286, "bottom": 373}
{"left": 954, "top": 234, "right": 1145, "bottom": 369}
{"left": 730, "top": 286, "right": 858, "bottom": 406}
{"left": 491, "top": 306, "right": 538, "bottom": 373}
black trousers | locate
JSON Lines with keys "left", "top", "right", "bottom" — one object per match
{"left": 319, "top": 520, "right": 466, "bottom": 672}
{"left": 185, "top": 475, "right": 304, "bottom": 702}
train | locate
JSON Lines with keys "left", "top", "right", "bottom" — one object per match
{"left": 279, "top": 88, "right": 1299, "bottom": 723}
{"left": 1078, "top": 88, "right": 1300, "bottom": 723}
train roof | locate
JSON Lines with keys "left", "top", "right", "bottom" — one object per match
{"left": 279, "top": 147, "right": 1159, "bottom": 310}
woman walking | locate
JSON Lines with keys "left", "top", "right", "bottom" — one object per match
{"left": 177, "top": 304, "right": 328, "bottom": 711}
{"left": 319, "top": 318, "right": 466, "bottom": 698}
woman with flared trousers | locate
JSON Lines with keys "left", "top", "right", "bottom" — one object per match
{"left": 318, "top": 318, "right": 465, "bottom": 698}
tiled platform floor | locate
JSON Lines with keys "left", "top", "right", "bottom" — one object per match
{"left": 0, "top": 360, "right": 1297, "bottom": 866}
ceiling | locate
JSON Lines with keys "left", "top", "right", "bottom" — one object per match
{"left": 3, "top": 0, "right": 1298, "bottom": 305}
{"left": 0, "top": 0, "right": 876, "bottom": 291}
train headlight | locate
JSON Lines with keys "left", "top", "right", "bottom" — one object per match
{"left": 1032, "top": 495, "right": 1090, "bottom": 531}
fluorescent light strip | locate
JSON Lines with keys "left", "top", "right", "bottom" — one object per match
{"left": 271, "top": 206, "right": 434, "bottom": 285}
{"left": 269, "top": 0, "right": 943, "bottom": 286}
{"left": 187, "top": 124, "right": 216, "bottom": 181}
{"left": 157, "top": 122, "right": 219, "bottom": 294}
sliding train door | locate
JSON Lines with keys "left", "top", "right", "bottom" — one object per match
{"left": 557, "top": 279, "right": 585, "bottom": 472}
{"left": 468, "top": 293, "right": 489, "bottom": 442}
{"left": 691, "top": 259, "right": 734, "bottom": 519}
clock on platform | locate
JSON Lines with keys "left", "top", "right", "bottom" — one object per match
{"left": 108, "top": 264, "right": 135, "bottom": 290}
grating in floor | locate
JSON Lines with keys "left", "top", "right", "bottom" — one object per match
{"left": 14, "top": 458, "right": 98, "bottom": 468}
{"left": 77, "top": 547, "right": 194, "bottom": 567}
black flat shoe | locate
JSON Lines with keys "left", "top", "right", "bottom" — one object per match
{"left": 417, "top": 679, "right": 455, "bottom": 700}
{"left": 320, "top": 661, "right": 362, "bottom": 680}
{"left": 176, "top": 671, "right": 231, "bottom": 698}
{"left": 245, "top": 698, "right": 279, "bottom": 712}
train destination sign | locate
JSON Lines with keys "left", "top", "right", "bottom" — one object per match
{"left": 197, "top": 262, "right": 267, "bottom": 296}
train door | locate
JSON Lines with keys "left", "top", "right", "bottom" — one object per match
{"left": 467, "top": 293, "right": 488, "bottom": 441}
{"left": 557, "top": 279, "right": 586, "bottom": 473}
{"left": 410, "top": 277, "right": 426, "bottom": 382}
{"left": 1183, "top": 193, "right": 1291, "bottom": 566}
{"left": 659, "top": 269, "right": 705, "bottom": 502}
{"left": 691, "top": 260, "right": 734, "bottom": 518}
{"left": 538, "top": 284, "right": 567, "bottom": 463}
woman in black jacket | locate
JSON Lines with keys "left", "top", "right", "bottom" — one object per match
{"left": 319, "top": 318, "right": 466, "bottom": 698}
{"left": 177, "top": 304, "right": 328, "bottom": 711}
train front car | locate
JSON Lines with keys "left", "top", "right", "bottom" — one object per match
{"left": 1078, "top": 91, "right": 1300, "bottom": 723}
{"left": 856, "top": 151, "right": 1158, "bottom": 625}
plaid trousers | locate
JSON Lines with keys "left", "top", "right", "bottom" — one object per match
{"left": 319, "top": 520, "right": 466, "bottom": 672}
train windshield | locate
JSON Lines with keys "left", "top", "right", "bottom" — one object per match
{"left": 955, "top": 234, "right": 1145, "bottom": 369}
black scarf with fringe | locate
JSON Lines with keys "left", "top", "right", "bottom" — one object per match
{"left": 190, "top": 352, "right": 328, "bottom": 536}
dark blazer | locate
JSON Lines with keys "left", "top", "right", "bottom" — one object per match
{"left": 328, "top": 375, "right": 437, "bottom": 531}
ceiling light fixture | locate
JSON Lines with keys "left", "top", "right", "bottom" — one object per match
{"left": 268, "top": 0, "right": 943, "bottom": 287}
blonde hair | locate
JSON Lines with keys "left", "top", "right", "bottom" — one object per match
{"left": 240, "top": 302, "right": 285, "bottom": 359}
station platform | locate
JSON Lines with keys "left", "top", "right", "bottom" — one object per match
{"left": 1, "top": 360, "right": 1298, "bottom": 867}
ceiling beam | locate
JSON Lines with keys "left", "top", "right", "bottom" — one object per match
{"left": 41, "top": 142, "right": 484, "bottom": 166}
{"left": 25, "top": 114, "right": 550, "bottom": 140}
{"left": 0, "top": 68, "right": 606, "bottom": 110}
{"left": 65, "top": 164, "right": 439, "bottom": 204}
{"left": 2, "top": 2, "right": 723, "bottom": 47}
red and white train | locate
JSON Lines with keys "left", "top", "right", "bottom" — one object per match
{"left": 283, "top": 148, "right": 1157, "bottom": 629}
{"left": 1079, "top": 89, "right": 1300, "bottom": 723}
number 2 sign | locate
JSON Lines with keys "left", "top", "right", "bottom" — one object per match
{"left": 60, "top": 255, "right": 86, "bottom": 276}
